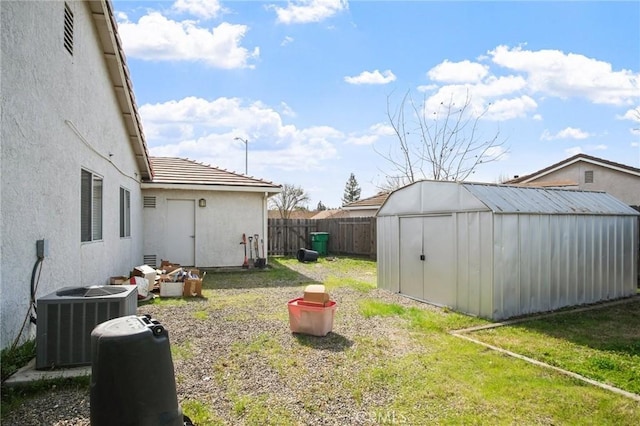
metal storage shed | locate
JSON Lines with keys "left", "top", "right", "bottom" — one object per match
{"left": 376, "top": 180, "right": 639, "bottom": 320}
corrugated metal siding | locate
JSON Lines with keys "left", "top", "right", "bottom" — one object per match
{"left": 454, "top": 211, "right": 494, "bottom": 318}
{"left": 377, "top": 180, "right": 639, "bottom": 321}
{"left": 464, "top": 183, "right": 639, "bottom": 215}
{"left": 492, "top": 213, "right": 637, "bottom": 320}
{"left": 376, "top": 216, "right": 400, "bottom": 292}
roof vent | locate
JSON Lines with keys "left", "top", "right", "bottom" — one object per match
{"left": 143, "top": 196, "right": 156, "bottom": 208}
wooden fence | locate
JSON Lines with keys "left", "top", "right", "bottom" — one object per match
{"left": 268, "top": 217, "right": 377, "bottom": 258}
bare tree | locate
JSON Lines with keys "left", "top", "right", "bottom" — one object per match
{"left": 269, "top": 183, "right": 310, "bottom": 219}
{"left": 376, "top": 89, "right": 507, "bottom": 188}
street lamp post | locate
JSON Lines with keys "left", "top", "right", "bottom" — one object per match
{"left": 234, "top": 137, "right": 248, "bottom": 175}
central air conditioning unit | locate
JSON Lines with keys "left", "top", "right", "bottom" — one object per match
{"left": 36, "top": 285, "right": 137, "bottom": 370}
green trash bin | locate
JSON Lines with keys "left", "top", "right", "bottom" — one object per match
{"left": 310, "top": 232, "right": 329, "bottom": 255}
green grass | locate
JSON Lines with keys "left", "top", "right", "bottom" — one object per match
{"left": 181, "top": 399, "right": 225, "bottom": 425}
{"left": 323, "top": 275, "right": 375, "bottom": 292}
{"left": 359, "top": 299, "right": 488, "bottom": 332}
{"left": 1, "top": 340, "right": 36, "bottom": 382}
{"left": 3, "top": 258, "right": 640, "bottom": 424}
{"left": 171, "top": 340, "right": 194, "bottom": 361}
{"left": 471, "top": 299, "right": 640, "bottom": 394}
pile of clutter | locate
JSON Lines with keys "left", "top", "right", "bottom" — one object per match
{"left": 109, "top": 260, "right": 205, "bottom": 300}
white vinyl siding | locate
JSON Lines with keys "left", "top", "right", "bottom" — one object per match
{"left": 120, "top": 187, "right": 131, "bottom": 238}
{"left": 81, "top": 169, "right": 103, "bottom": 242}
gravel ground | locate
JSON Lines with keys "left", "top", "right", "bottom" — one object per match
{"left": 2, "top": 260, "right": 437, "bottom": 426}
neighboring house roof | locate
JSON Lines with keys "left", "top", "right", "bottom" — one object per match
{"left": 310, "top": 209, "right": 347, "bottom": 219}
{"left": 88, "top": 0, "right": 152, "bottom": 180}
{"left": 142, "top": 157, "right": 281, "bottom": 193}
{"left": 343, "top": 192, "right": 390, "bottom": 210}
{"left": 506, "top": 154, "right": 640, "bottom": 184}
{"left": 268, "top": 210, "right": 316, "bottom": 219}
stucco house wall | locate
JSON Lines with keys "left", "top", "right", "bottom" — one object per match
{"left": 508, "top": 155, "right": 640, "bottom": 208}
{"left": 142, "top": 189, "right": 270, "bottom": 268}
{"left": 526, "top": 162, "right": 639, "bottom": 206}
{"left": 1, "top": 1, "right": 145, "bottom": 348}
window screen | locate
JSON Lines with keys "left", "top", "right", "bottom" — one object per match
{"left": 81, "top": 170, "right": 103, "bottom": 242}
{"left": 120, "top": 187, "right": 131, "bottom": 238}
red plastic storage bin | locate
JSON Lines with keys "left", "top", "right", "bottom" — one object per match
{"left": 287, "top": 298, "right": 336, "bottom": 336}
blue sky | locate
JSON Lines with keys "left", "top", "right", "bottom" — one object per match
{"left": 112, "top": 0, "right": 640, "bottom": 208}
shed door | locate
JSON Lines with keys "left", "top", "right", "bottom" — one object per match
{"left": 400, "top": 216, "right": 455, "bottom": 307}
{"left": 399, "top": 217, "right": 424, "bottom": 299}
{"left": 166, "top": 199, "right": 195, "bottom": 266}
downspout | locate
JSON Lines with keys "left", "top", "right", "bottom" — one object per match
{"left": 263, "top": 192, "right": 268, "bottom": 264}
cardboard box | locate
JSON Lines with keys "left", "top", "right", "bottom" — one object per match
{"left": 183, "top": 278, "right": 202, "bottom": 297}
{"left": 132, "top": 265, "right": 157, "bottom": 286}
{"left": 160, "top": 260, "right": 181, "bottom": 273}
{"left": 160, "top": 281, "right": 183, "bottom": 297}
{"left": 303, "top": 284, "right": 330, "bottom": 306}
{"left": 109, "top": 276, "right": 129, "bottom": 285}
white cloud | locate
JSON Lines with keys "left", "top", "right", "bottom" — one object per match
{"left": 345, "top": 122, "right": 395, "bottom": 145}
{"left": 565, "top": 146, "right": 583, "bottom": 156}
{"left": 344, "top": 69, "right": 396, "bottom": 85}
{"left": 427, "top": 60, "right": 489, "bottom": 83}
{"left": 140, "top": 96, "right": 342, "bottom": 173}
{"left": 172, "top": 0, "right": 223, "bottom": 19}
{"left": 421, "top": 78, "right": 534, "bottom": 121}
{"left": 532, "top": 114, "right": 543, "bottom": 121}
{"left": 271, "top": 0, "right": 348, "bottom": 24}
{"left": 281, "top": 36, "right": 295, "bottom": 46}
{"left": 485, "top": 96, "right": 537, "bottom": 121}
{"left": 488, "top": 45, "right": 640, "bottom": 105}
{"left": 417, "top": 84, "right": 439, "bottom": 93}
{"left": 541, "top": 127, "right": 591, "bottom": 141}
{"left": 631, "top": 142, "right": 639, "bottom": 147}
{"left": 484, "top": 146, "right": 509, "bottom": 161}
{"left": 619, "top": 106, "right": 640, "bottom": 121}
{"left": 280, "top": 102, "right": 296, "bottom": 117}
{"left": 591, "top": 144, "right": 608, "bottom": 151}
{"left": 117, "top": 12, "right": 259, "bottom": 68}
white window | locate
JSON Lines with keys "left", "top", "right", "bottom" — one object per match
{"left": 120, "top": 187, "right": 131, "bottom": 238}
{"left": 81, "top": 170, "right": 103, "bottom": 242}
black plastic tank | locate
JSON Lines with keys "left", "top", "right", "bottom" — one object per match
{"left": 90, "top": 315, "right": 183, "bottom": 426}
{"left": 297, "top": 248, "right": 319, "bottom": 262}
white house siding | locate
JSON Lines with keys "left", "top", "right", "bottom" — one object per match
{"left": 1, "top": 1, "right": 144, "bottom": 349}
{"left": 143, "top": 189, "right": 269, "bottom": 268}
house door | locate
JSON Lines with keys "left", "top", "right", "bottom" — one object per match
{"left": 399, "top": 216, "right": 455, "bottom": 307}
{"left": 166, "top": 199, "right": 195, "bottom": 266}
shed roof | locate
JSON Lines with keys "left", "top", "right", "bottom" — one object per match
{"left": 464, "top": 182, "right": 638, "bottom": 215}
{"left": 378, "top": 180, "right": 639, "bottom": 216}
{"left": 142, "top": 157, "right": 281, "bottom": 193}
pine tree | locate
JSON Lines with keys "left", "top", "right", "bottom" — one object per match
{"left": 317, "top": 201, "right": 327, "bottom": 211}
{"left": 342, "top": 173, "right": 361, "bottom": 205}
